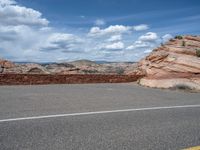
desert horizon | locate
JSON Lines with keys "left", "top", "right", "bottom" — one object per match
{"left": 0, "top": 0, "right": 200, "bottom": 149}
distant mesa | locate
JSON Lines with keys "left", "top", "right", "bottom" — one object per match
{"left": 0, "top": 58, "right": 137, "bottom": 75}
{"left": 68, "top": 59, "right": 97, "bottom": 66}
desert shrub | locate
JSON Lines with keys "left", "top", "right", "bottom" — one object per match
{"left": 171, "top": 84, "right": 193, "bottom": 91}
{"left": 175, "top": 35, "right": 183, "bottom": 39}
{"left": 82, "top": 69, "right": 98, "bottom": 74}
{"left": 182, "top": 41, "right": 186, "bottom": 47}
{"left": 196, "top": 49, "right": 200, "bottom": 57}
{"left": 115, "top": 67, "right": 125, "bottom": 75}
{"left": 169, "top": 39, "right": 175, "bottom": 42}
{"left": 0, "top": 66, "right": 4, "bottom": 73}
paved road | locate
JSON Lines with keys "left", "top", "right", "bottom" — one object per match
{"left": 0, "top": 83, "right": 200, "bottom": 150}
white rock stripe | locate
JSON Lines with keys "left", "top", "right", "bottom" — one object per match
{"left": 0, "top": 104, "right": 200, "bottom": 123}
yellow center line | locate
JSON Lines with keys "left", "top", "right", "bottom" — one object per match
{"left": 183, "top": 146, "right": 200, "bottom": 150}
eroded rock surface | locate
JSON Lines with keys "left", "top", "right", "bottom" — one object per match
{"left": 137, "top": 35, "right": 200, "bottom": 91}
{"left": 0, "top": 59, "right": 137, "bottom": 75}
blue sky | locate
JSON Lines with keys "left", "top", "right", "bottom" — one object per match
{"left": 0, "top": 0, "right": 200, "bottom": 62}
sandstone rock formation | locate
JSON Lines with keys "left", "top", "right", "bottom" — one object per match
{"left": 0, "top": 59, "right": 15, "bottom": 73}
{"left": 0, "top": 59, "right": 15, "bottom": 68}
{"left": 137, "top": 35, "right": 200, "bottom": 91}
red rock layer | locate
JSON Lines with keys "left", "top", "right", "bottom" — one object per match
{"left": 0, "top": 74, "right": 142, "bottom": 85}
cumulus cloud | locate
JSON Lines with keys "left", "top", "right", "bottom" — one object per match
{"left": 107, "top": 35, "right": 122, "bottom": 42}
{"left": 0, "top": 0, "right": 16, "bottom": 6}
{"left": 0, "top": 0, "right": 49, "bottom": 26}
{"left": 127, "top": 32, "right": 158, "bottom": 51}
{"left": 126, "top": 32, "right": 173, "bottom": 57}
{"left": 0, "top": 0, "right": 173, "bottom": 62}
{"left": 88, "top": 25, "right": 132, "bottom": 37}
{"left": 88, "top": 24, "right": 149, "bottom": 37}
{"left": 144, "top": 49, "right": 152, "bottom": 53}
{"left": 0, "top": 0, "right": 84, "bottom": 61}
{"left": 96, "top": 41, "right": 125, "bottom": 53}
{"left": 126, "top": 40, "right": 151, "bottom": 50}
{"left": 133, "top": 24, "right": 149, "bottom": 31}
{"left": 95, "top": 19, "right": 106, "bottom": 26}
{"left": 40, "top": 33, "right": 83, "bottom": 53}
{"left": 101, "top": 42, "right": 124, "bottom": 50}
{"left": 139, "top": 32, "right": 158, "bottom": 42}
{"left": 105, "top": 42, "right": 124, "bottom": 50}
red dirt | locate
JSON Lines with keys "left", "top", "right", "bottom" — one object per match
{"left": 0, "top": 74, "right": 143, "bottom": 85}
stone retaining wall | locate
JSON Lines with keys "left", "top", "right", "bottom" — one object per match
{"left": 0, "top": 74, "right": 142, "bottom": 85}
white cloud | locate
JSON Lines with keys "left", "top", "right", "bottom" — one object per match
{"left": 102, "top": 42, "right": 124, "bottom": 50}
{"left": 133, "top": 24, "right": 149, "bottom": 31}
{"left": 0, "top": 0, "right": 172, "bottom": 62}
{"left": 126, "top": 40, "right": 151, "bottom": 50}
{"left": 89, "top": 25, "right": 132, "bottom": 37}
{"left": 0, "top": 0, "right": 16, "bottom": 6}
{"left": 162, "top": 34, "right": 173, "bottom": 43}
{"left": 89, "top": 24, "right": 149, "bottom": 37}
{"left": 144, "top": 49, "right": 152, "bottom": 53}
{"left": 46, "top": 33, "right": 82, "bottom": 44}
{"left": 107, "top": 35, "right": 122, "bottom": 42}
{"left": 40, "top": 33, "right": 83, "bottom": 52}
{"left": 139, "top": 32, "right": 158, "bottom": 42}
{"left": 126, "top": 32, "right": 162, "bottom": 52}
{"left": 0, "top": 0, "right": 49, "bottom": 26}
{"left": 0, "top": 25, "right": 28, "bottom": 41}
{"left": 95, "top": 19, "right": 106, "bottom": 26}
{"left": 0, "top": 0, "right": 82, "bottom": 61}
{"left": 126, "top": 32, "right": 172, "bottom": 57}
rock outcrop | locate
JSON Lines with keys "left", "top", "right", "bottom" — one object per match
{"left": 137, "top": 35, "right": 200, "bottom": 91}
{"left": 0, "top": 59, "right": 15, "bottom": 73}
{"left": 0, "top": 59, "right": 15, "bottom": 68}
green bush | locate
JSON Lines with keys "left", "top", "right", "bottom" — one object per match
{"left": 196, "top": 49, "right": 200, "bottom": 57}
{"left": 175, "top": 35, "right": 183, "bottom": 39}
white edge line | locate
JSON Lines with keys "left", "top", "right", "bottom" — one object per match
{"left": 0, "top": 104, "right": 200, "bottom": 123}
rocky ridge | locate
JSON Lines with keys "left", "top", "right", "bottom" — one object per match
{"left": 136, "top": 35, "right": 200, "bottom": 91}
{"left": 0, "top": 59, "right": 137, "bottom": 75}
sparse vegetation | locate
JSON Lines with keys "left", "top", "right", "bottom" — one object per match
{"left": 175, "top": 35, "right": 183, "bottom": 39}
{"left": 115, "top": 67, "right": 125, "bottom": 75}
{"left": 82, "top": 69, "right": 98, "bottom": 74}
{"left": 0, "top": 66, "right": 4, "bottom": 73}
{"left": 182, "top": 41, "right": 186, "bottom": 47}
{"left": 171, "top": 84, "right": 193, "bottom": 91}
{"left": 196, "top": 49, "right": 200, "bottom": 57}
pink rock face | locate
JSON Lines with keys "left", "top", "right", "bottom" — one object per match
{"left": 137, "top": 35, "right": 200, "bottom": 91}
{"left": 0, "top": 59, "right": 15, "bottom": 69}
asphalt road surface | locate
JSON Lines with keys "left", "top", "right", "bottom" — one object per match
{"left": 0, "top": 83, "right": 200, "bottom": 150}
